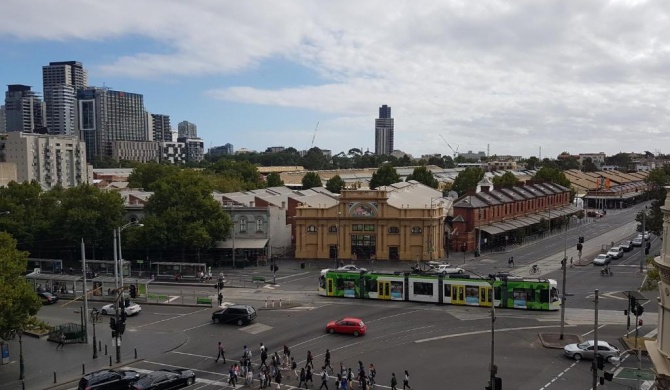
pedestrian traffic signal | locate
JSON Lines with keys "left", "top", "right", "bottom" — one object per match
{"left": 576, "top": 243, "right": 583, "bottom": 251}
{"left": 109, "top": 317, "right": 117, "bottom": 331}
{"left": 129, "top": 285, "right": 136, "bottom": 299}
{"left": 597, "top": 355, "right": 604, "bottom": 370}
{"left": 112, "top": 330, "right": 118, "bottom": 338}
{"left": 634, "top": 304, "right": 644, "bottom": 316}
{"left": 120, "top": 309, "right": 127, "bottom": 322}
{"left": 118, "top": 322, "right": 126, "bottom": 335}
{"left": 645, "top": 247, "right": 650, "bottom": 255}
{"left": 579, "top": 236, "right": 585, "bottom": 244}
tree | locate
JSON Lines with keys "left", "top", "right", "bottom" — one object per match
{"left": 491, "top": 171, "right": 520, "bottom": 187}
{"left": 406, "top": 166, "right": 439, "bottom": 188}
{"left": 141, "top": 171, "right": 231, "bottom": 260}
{"left": 524, "top": 156, "right": 539, "bottom": 169}
{"left": 638, "top": 166, "right": 670, "bottom": 235}
{"left": 452, "top": 168, "right": 485, "bottom": 196}
{"left": 302, "top": 147, "right": 330, "bottom": 171}
{"left": 128, "top": 163, "right": 181, "bottom": 191}
{"left": 302, "top": 172, "right": 323, "bottom": 190}
{"left": 208, "top": 160, "right": 265, "bottom": 190}
{"left": 325, "top": 175, "right": 346, "bottom": 193}
{"left": 532, "top": 167, "right": 571, "bottom": 188}
{"left": 0, "top": 232, "right": 42, "bottom": 340}
{"left": 266, "top": 172, "right": 284, "bottom": 187}
{"left": 581, "top": 157, "right": 598, "bottom": 172}
{"left": 369, "top": 164, "right": 401, "bottom": 189}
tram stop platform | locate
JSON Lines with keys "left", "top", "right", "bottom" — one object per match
{"left": 538, "top": 333, "right": 582, "bottom": 348}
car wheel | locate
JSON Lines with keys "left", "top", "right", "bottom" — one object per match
{"left": 213, "top": 317, "right": 220, "bottom": 324}
{"left": 573, "top": 353, "right": 582, "bottom": 361}
{"left": 186, "top": 377, "right": 195, "bottom": 385}
{"left": 457, "top": 269, "right": 464, "bottom": 274}
{"left": 328, "top": 328, "right": 335, "bottom": 334}
{"left": 101, "top": 309, "right": 107, "bottom": 315}
{"left": 237, "top": 319, "right": 244, "bottom": 326}
{"left": 353, "top": 331, "right": 360, "bottom": 337}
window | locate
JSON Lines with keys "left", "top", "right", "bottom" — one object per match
{"left": 444, "top": 284, "right": 451, "bottom": 298}
{"left": 256, "top": 218, "right": 264, "bottom": 232}
{"left": 328, "top": 225, "right": 338, "bottom": 233}
{"left": 411, "top": 226, "right": 422, "bottom": 234}
{"left": 413, "top": 282, "right": 434, "bottom": 296}
{"left": 388, "top": 226, "right": 400, "bottom": 234}
{"left": 352, "top": 224, "right": 363, "bottom": 231}
{"left": 364, "top": 225, "right": 375, "bottom": 231}
{"left": 307, "top": 225, "right": 317, "bottom": 232}
{"left": 239, "top": 218, "right": 247, "bottom": 232}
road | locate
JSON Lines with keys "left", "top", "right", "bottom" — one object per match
{"left": 3, "top": 203, "right": 659, "bottom": 390}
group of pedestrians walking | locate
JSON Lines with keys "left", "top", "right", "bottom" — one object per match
{"left": 214, "top": 341, "right": 414, "bottom": 389}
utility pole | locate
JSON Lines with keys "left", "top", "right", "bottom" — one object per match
{"left": 560, "top": 256, "right": 567, "bottom": 340}
{"left": 592, "top": 289, "right": 599, "bottom": 390}
{"left": 640, "top": 207, "right": 646, "bottom": 273}
{"left": 488, "top": 276, "right": 497, "bottom": 390}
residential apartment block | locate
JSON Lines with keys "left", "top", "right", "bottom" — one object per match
{"left": 374, "top": 104, "right": 394, "bottom": 155}
{"left": 177, "top": 121, "right": 197, "bottom": 138}
{"left": 4, "top": 85, "right": 45, "bottom": 133}
{"left": 42, "top": 61, "right": 87, "bottom": 136}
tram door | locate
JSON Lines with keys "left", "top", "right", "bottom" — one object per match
{"left": 452, "top": 285, "right": 465, "bottom": 305}
{"left": 378, "top": 281, "right": 391, "bottom": 300}
{"left": 327, "top": 278, "right": 334, "bottom": 296}
{"left": 479, "top": 285, "right": 493, "bottom": 307}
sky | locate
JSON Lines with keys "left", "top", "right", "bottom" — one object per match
{"left": 0, "top": 0, "right": 668, "bottom": 159}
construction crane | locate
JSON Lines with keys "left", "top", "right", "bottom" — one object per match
{"left": 310, "top": 122, "right": 319, "bottom": 149}
{"left": 438, "top": 135, "right": 459, "bottom": 158}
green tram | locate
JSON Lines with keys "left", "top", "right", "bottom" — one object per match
{"left": 318, "top": 270, "right": 561, "bottom": 311}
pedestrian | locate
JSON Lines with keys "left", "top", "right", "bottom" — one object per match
{"left": 283, "top": 344, "right": 291, "bottom": 367}
{"left": 402, "top": 370, "right": 411, "bottom": 390}
{"left": 243, "top": 345, "right": 252, "bottom": 368}
{"left": 291, "top": 357, "right": 298, "bottom": 378}
{"left": 215, "top": 341, "right": 226, "bottom": 363}
{"left": 570, "top": 256, "right": 574, "bottom": 268}
{"left": 218, "top": 292, "right": 223, "bottom": 306}
{"left": 339, "top": 362, "right": 346, "bottom": 377}
{"left": 228, "top": 365, "right": 237, "bottom": 388}
{"left": 260, "top": 346, "right": 269, "bottom": 369}
{"left": 258, "top": 369, "right": 265, "bottom": 388}
{"left": 274, "top": 369, "right": 283, "bottom": 390}
{"left": 298, "top": 368, "right": 307, "bottom": 389}
{"left": 306, "top": 350, "right": 314, "bottom": 369}
{"left": 335, "top": 374, "right": 341, "bottom": 390}
{"left": 340, "top": 375, "right": 348, "bottom": 390}
{"left": 56, "top": 332, "right": 66, "bottom": 350}
{"left": 368, "top": 364, "right": 376, "bottom": 388}
{"left": 324, "top": 349, "right": 333, "bottom": 373}
{"left": 390, "top": 373, "right": 397, "bottom": 390}
{"left": 319, "top": 367, "right": 329, "bottom": 389}
{"left": 347, "top": 368, "right": 353, "bottom": 390}
{"left": 306, "top": 365, "right": 314, "bottom": 387}
{"left": 246, "top": 367, "right": 254, "bottom": 386}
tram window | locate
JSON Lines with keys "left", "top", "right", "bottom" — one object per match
{"left": 480, "top": 288, "right": 486, "bottom": 301}
{"left": 550, "top": 288, "right": 559, "bottom": 302}
{"left": 336, "top": 278, "right": 344, "bottom": 290}
{"left": 444, "top": 284, "right": 451, "bottom": 298}
{"left": 493, "top": 286, "right": 501, "bottom": 300}
{"left": 527, "top": 289, "right": 536, "bottom": 302}
{"left": 366, "top": 279, "right": 378, "bottom": 293}
{"left": 319, "top": 276, "right": 325, "bottom": 289}
{"left": 539, "top": 289, "right": 549, "bottom": 303}
{"left": 413, "top": 282, "right": 433, "bottom": 296}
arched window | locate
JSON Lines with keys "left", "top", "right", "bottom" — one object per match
{"left": 307, "top": 225, "right": 317, "bottom": 232}
{"left": 411, "top": 226, "right": 422, "bottom": 234}
{"left": 388, "top": 226, "right": 400, "bottom": 234}
{"left": 328, "top": 225, "right": 338, "bottom": 233}
{"left": 239, "top": 218, "right": 247, "bottom": 232}
{"left": 256, "top": 218, "right": 264, "bottom": 232}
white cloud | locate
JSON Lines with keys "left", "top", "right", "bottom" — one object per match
{"left": 1, "top": 0, "right": 669, "bottom": 157}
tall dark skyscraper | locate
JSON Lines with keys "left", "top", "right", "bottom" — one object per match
{"left": 42, "top": 61, "right": 87, "bottom": 136}
{"left": 375, "top": 104, "right": 394, "bottom": 155}
{"left": 4, "top": 85, "right": 45, "bottom": 133}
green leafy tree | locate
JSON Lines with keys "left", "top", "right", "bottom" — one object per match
{"left": 532, "top": 167, "right": 571, "bottom": 188}
{"left": 208, "top": 160, "right": 265, "bottom": 190}
{"left": 524, "top": 156, "right": 539, "bottom": 169}
{"left": 605, "top": 152, "right": 632, "bottom": 170}
{"left": 302, "top": 172, "right": 323, "bottom": 190}
{"left": 581, "top": 157, "right": 598, "bottom": 172}
{"left": 141, "top": 171, "right": 231, "bottom": 260}
{"left": 369, "top": 164, "right": 400, "bottom": 189}
{"left": 325, "top": 175, "right": 346, "bottom": 193}
{"left": 452, "top": 167, "right": 485, "bottom": 196}
{"left": 302, "top": 147, "right": 331, "bottom": 171}
{"left": 637, "top": 166, "right": 670, "bottom": 235}
{"left": 128, "top": 163, "right": 181, "bottom": 191}
{"left": 491, "top": 171, "right": 520, "bottom": 187}
{"left": 557, "top": 154, "right": 580, "bottom": 170}
{"left": 406, "top": 166, "right": 439, "bottom": 188}
{"left": 266, "top": 172, "right": 284, "bottom": 187}
{"left": 0, "top": 232, "right": 42, "bottom": 340}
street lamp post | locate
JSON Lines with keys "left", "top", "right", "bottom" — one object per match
{"left": 464, "top": 268, "right": 498, "bottom": 389}
{"left": 117, "top": 221, "right": 143, "bottom": 294}
{"left": 335, "top": 211, "right": 341, "bottom": 269}
{"left": 232, "top": 220, "right": 236, "bottom": 269}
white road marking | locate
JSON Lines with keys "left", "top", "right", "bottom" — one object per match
{"left": 415, "top": 324, "right": 568, "bottom": 343}
{"left": 135, "top": 307, "right": 211, "bottom": 329}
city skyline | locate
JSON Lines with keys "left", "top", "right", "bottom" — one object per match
{"left": 0, "top": 1, "right": 668, "bottom": 159}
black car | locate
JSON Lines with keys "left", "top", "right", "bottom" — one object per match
{"left": 619, "top": 240, "right": 633, "bottom": 252}
{"left": 212, "top": 304, "right": 257, "bottom": 326}
{"left": 131, "top": 369, "right": 196, "bottom": 390}
{"left": 78, "top": 369, "right": 140, "bottom": 390}
{"left": 37, "top": 291, "right": 59, "bottom": 305}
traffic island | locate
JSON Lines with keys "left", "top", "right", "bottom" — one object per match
{"left": 538, "top": 333, "right": 582, "bottom": 348}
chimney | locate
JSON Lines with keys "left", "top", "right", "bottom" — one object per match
{"left": 281, "top": 201, "right": 286, "bottom": 209}
{"left": 250, "top": 201, "right": 255, "bottom": 207}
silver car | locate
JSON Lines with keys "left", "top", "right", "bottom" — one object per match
{"left": 592, "top": 254, "right": 611, "bottom": 266}
{"left": 564, "top": 340, "right": 620, "bottom": 362}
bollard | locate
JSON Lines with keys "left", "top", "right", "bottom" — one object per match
{"left": 265, "top": 298, "right": 268, "bottom": 308}
{"left": 53, "top": 371, "right": 57, "bottom": 384}
{"left": 82, "top": 363, "right": 85, "bottom": 375}
{"left": 280, "top": 298, "right": 282, "bottom": 307}
{"left": 134, "top": 348, "right": 137, "bottom": 359}
{"left": 105, "top": 344, "right": 108, "bottom": 355}
{"left": 98, "top": 340, "right": 102, "bottom": 352}
{"left": 109, "top": 356, "right": 112, "bottom": 366}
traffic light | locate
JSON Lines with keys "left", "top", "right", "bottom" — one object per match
{"left": 645, "top": 247, "right": 650, "bottom": 255}
{"left": 630, "top": 296, "right": 637, "bottom": 311}
{"left": 576, "top": 243, "right": 583, "bottom": 251}
{"left": 635, "top": 304, "right": 644, "bottom": 316}
{"left": 129, "top": 285, "right": 136, "bottom": 299}
{"left": 604, "top": 371, "right": 614, "bottom": 381}
{"left": 579, "top": 236, "right": 585, "bottom": 244}
{"left": 117, "top": 322, "right": 126, "bottom": 335}
{"left": 597, "top": 355, "right": 604, "bottom": 370}
{"left": 112, "top": 330, "right": 118, "bottom": 338}
{"left": 120, "top": 309, "right": 127, "bottom": 322}
{"left": 109, "top": 317, "right": 117, "bottom": 331}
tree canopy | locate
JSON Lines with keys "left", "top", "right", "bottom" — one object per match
{"left": 405, "top": 166, "right": 439, "bottom": 188}
{"left": 369, "top": 164, "right": 400, "bottom": 189}
{"left": 302, "top": 172, "right": 323, "bottom": 190}
{"left": 266, "top": 172, "right": 284, "bottom": 187}
{"left": 452, "top": 168, "right": 485, "bottom": 196}
{"left": 325, "top": 175, "right": 345, "bottom": 193}
{"left": 532, "top": 167, "right": 571, "bottom": 188}
{"left": 491, "top": 171, "right": 520, "bottom": 187}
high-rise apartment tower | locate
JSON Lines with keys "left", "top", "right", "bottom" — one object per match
{"left": 4, "top": 85, "right": 45, "bottom": 133}
{"left": 374, "top": 104, "right": 394, "bottom": 155}
{"left": 42, "top": 61, "right": 87, "bottom": 136}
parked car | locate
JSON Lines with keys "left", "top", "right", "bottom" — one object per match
{"left": 587, "top": 211, "right": 604, "bottom": 218}
{"left": 632, "top": 237, "right": 643, "bottom": 247}
{"left": 427, "top": 261, "right": 450, "bottom": 268}
{"left": 37, "top": 291, "right": 59, "bottom": 305}
{"left": 337, "top": 265, "right": 367, "bottom": 272}
{"left": 564, "top": 340, "right": 620, "bottom": 362}
{"left": 212, "top": 304, "right": 257, "bottom": 326}
{"left": 433, "top": 264, "right": 465, "bottom": 275}
{"left": 593, "top": 254, "right": 611, "bottom": 266}
{"left": 606, "top": 246, "right": 624, "bottom": 260}
{"left": 326, "top": 317, "right": 367, "bottom": 336}
{"left": 130, "top": 369, "right": 196, "bottom": 390}
{"left": 78, "top": 369, "right": 140, "bottom": 390}
{"left": 637, "top": 232, "right": 651, "bottom": 240}
{"left": 100, "top": 302, "right": 142, "bottom": 316}
{"left": 619, "top": 241, "right": 633, "bottom": 252}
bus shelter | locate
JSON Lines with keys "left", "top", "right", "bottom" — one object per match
{"left": 86, "top": 259, "right": 131, "bottom": 278}
{"left": 149, "top": 262, "right": 207, "bottom": 280}
{"left": 89, "top": 276, "right": 152, "bottom": 299}
{"left": 27, "top": 258, "right": 64, "bottom": 274}
{"left": 25, "top": 270, "right": 81, "bottom": 295}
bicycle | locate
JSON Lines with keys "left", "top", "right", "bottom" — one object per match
{"left": 529, "top": 266, "right": 541, "bottom": 275}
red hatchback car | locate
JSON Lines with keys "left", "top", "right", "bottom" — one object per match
{"left": 326, "top": 317, "right": 367, "bottom": 336}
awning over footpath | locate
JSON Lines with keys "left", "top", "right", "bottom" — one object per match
{"left": 477, "top": 205, "right": 582, "bottom": 235}
{"left": 214, "top": 238, "right": 269, "bottom": 249}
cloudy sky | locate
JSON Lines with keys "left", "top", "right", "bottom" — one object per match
{"left": 0, "top": 0, "right": 667, "bottom": 159}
